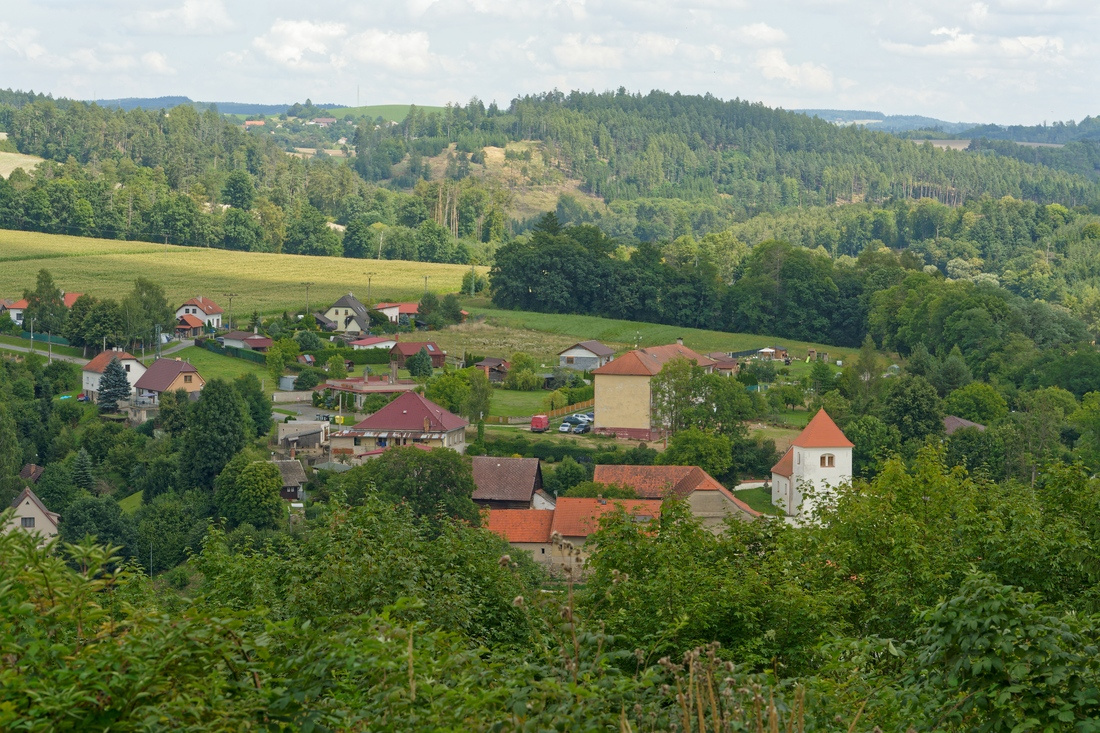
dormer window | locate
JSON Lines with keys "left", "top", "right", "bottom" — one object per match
{"left": 821, "top": 454, "right": 835, "bottom": 468}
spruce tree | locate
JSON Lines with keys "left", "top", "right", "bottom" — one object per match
{"left": 98, "top": 357, "right": 131, "bottom": 412}
{"left": 72, "top": 448, "right": 95, "bottom": 493}
{"left": 406, "top": 347, "right": 433, "bottom": 378}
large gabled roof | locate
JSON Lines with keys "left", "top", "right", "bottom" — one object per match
{"left": 180, "top": 296, "right": 223, "bottom": 315}
{"left": 550, "top": 497, "right": 662, "bottom": 538}
{"left": 791, "top": 410, "right": 853, "bottom": 448}
{"left": 561, "top": 340, "right": 614, "bottom": 358}
{"left": 391, "top": 341, "right": 442, "bottom": 357}
{"left": 487, "top": 509, "right": 555, "bottom": 543}
{"left": 11, "top": 487, "right": 59, "bottom": 524}
{"left": 353, "top": 391, "right": 467, "bottom": 433}
{"left": 134, "top": 359, "right": 200, "bottom": 393}
{"left": 82, "top": 350, "right": 139, "bottom": 374}
{"left": 592, "top": 343, "right": 715, "bottom": 376}
{"left": 271, "top": 460, "right": 308, "bottom": 488}
{"left": 771, "top": 447, "right": 794, "bottom": 478}
{"left": 593, "top": 464, "right": 724, "bottom": 499}
{"left": 472, "top": 456, "right": 541, "bottom": 502}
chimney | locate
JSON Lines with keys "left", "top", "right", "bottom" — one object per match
{"left": 676, "top": 337, "right": 684, "bottom": 346}
{"left": 290, "top": 444, "right": 296, "bottom": 459}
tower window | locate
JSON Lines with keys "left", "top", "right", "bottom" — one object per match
{"left": 821, "top": 454, "right": 835, "bottom": 468}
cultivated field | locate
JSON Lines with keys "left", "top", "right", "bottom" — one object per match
{"left": 0, "top": 151, "right": 43, "bottom": 178}
{"left": 0, "top": 230, "right": 483, "bottom": 316}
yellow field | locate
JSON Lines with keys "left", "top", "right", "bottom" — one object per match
{"left": 0, "top": 151, "right": 44, "bottom": 178}
{"left": 0, "top": 229, "right": 483, "bottom": 315}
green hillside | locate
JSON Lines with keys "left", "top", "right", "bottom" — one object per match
{"left": 321, "top": 103, "right": 447, "bottom": 122}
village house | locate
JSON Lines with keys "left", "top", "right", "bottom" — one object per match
{"left": 277, "top": 420, "right": 331, "bottom": 453}
{"left": 592, "top": 340, "right": 716, "bottom": 441}
{"left": 314, "top": 373, "right": 416, "bottom": 410}
{"left": 6, "top": 487, "right": 60, "bottom": 544}
{"left": 319, "top": 293, "right": 372, "bottom": 335}
{"left": 486, "top": 497, "right": 662, "bottom": 573}
{"left": 18, "top": 464, "right": 44, "bottom": 484}
{"left": 473, "top": 357, "right": 510, "bottom": 383}
{"left": 944, "top": 415, "right": 987, "bottom": 435}
{"left": 133, "top": 358, "right": 205, "bottom": 405}
{"left": 81, "top": 348, "right": 146, "bottom": 403}
{"left": 771, "top": 409, "right": 853, "bottom": 521}
{"left": 271, "top": 460, "right": 308, "bottom": 501}
{"left": 390, "top": 341, "right": 446, "bottom": 369}
{"left": 220, "top": 331, "right": 273, "bottom": 352}
{"left": 558, "top": 341, "right": 615, "bottom": 371}
{"left": 328, "top": 391, "right": 468, "bottom": 462}
{"left": 472, "top": 456, "right": 554, "bottom": 511}
{"left": 3, "top": 292, "right": 82, "bottom": 327}
{"left": 175, "top": 297, "right": 223, "bottom": 330}
{"left": 349, "top": 335, "right": 398, "bottom": 350}
{"left": 176, "top": 314, "right": 206, "bottom": 339}
{"left": 593, "top": 464, "right": 759, "bottom": 528}
{"left": 373, "top": 301, "right": 419, "bottom": 325}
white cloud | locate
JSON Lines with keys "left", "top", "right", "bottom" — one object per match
{"left": 253, "top": 19, "right": 347, "bottom": 71}
{"left": 131, "top": 0, "right": 234, "bottom": 35}
{"left": 754, "top": 48, "right": 833, "bottom": 91}
{"left": 0, "top": 23, "right": 52, "bottom": 64}
{"left": 634, "top": 32, "right": 679, "bottom": 57}
{"left": 142, "top": 51, "right": 176, "bottom": 74}
{"left": 734, "top": 23, "right": 787, "bottom": 46}
{"left": 552, "top": 34, "right": 623, "bottom": 69}
{"left": 345, "top": 29, "right": 436, "bottom": 74}
{"left": 997, "top": 34, "right": 1064, "bottom": 60}
{"left": 882, "top": 27, "right": 979, "bottom": 56}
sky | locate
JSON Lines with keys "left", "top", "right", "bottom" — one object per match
{"left": 0, "top": 0, "right": 1096, "bottom": 125}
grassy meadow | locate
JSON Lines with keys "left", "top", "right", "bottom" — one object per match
{"left": 0, "top": 230, "right": 482, "bottom": 317}
{"left": 0, "top": 151, "right": 43, "bottom": 178}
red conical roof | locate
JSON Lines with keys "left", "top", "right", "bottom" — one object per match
{"left": 791, "top": 409, "right": 853, "bottom": 448}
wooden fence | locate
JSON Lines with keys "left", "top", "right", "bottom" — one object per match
{"left": 483, "top": 398, "right": 595, "bottom": 426}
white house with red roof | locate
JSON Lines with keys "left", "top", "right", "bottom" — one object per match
{"left": 349, "top": 335, "right": 398, "bottom": 350}
{"left": 4, "top": 292, "right": 82, "bottom": 327}
{"left": 770, "top": 409, "right": 853, "bottom": 521}
{"left": 80, "top": 348, "right": 146, "bottom": 403}
{"left": 328, "top": 391, "right": 468, "bottom": 461}
{"left": 175, "top": 297, "right": 223, "bottom": 329}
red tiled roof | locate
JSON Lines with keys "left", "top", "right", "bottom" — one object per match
{"left": 375, "top": 302, "right": 420, "bottom": 314}
{"left": 19, "top": 464, "right": 44, "bottom": 483}
{"left": 134, "top": 359, "right": 200, "bottom": 393}
{"left": 10, "top": 299, "right": 28, "bottom": 309}
{"left": 550, "top": 497, "right": 662, "bottom": 538}
{"left": 244, "top": 336, "right": 272, "bottom": 348}
{"left": 487, "top": 509, "right": 555, "bottom": 543}
{"left": 353, "top": 391, "right": 467, "bottom": 433}
{"left": 83, "top": 350, "right": 139, "bottom": 374}
{"left": 180, "top": 296, "right": 223, "bottom": 315}
{"left": 62, "top": 293, "right": 83, "bottom": 308}
{"left": 177, "top": 314, "right": 205, "bottom": 329}
{"left": 391, "top": 341, "right": 442, "bottom": 357}
{"left": 472, "top": 456, "right": 541, "bottom": 502}
{"left": 771, "top": 447, "right": 793, "bottom": 478}
{"left": 791, "top": 410, "right": 853, "bottom": 448}
{"left": 592, "top": 343, "right": 715, "bottom": 376}
{"left": 592, "top": 464, "right": 725, "bottom": 499}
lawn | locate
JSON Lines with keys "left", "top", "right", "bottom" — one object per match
{"left": 0, "top": 230, "right": 483, "bottom": 318}
{"left": 0, "top": 333, "right": 85, "bottom": 359}
{"left": 143, "top": 346, "right": 274, "bottom": 395}
{"left": 463, "top": 302, "right": 857, "bottom": 364}
{"left": 489, "top": 388, "right": 548, "bottom": 418}
{"left": 733, "top": 485, "right": 782, "bottom": 516}
{"left": 118, "top": 491, "right": 144, "bottom": 515}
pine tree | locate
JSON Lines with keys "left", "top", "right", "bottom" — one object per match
{"left": 98, "top": 357, "right": 132, "bottom": 412}
{"left": 72, "top": 448, "right": 95, "bottom": 492}
{"left": 405, "top": 347, "right": 433, "bottom": 378}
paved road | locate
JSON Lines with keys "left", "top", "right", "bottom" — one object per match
{"left": 161, "top": 339, "right": 194, "bottom": 356}
{"left": 0, "top": 341, "right": 88, "bottom": 365}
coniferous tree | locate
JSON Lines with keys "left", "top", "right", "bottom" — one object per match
{"left": 71, "top": 448, "right": 95, "bottom": 493}
{"left": 405, "top": 347, "right": 433, "bottom": 378}
{"left": 97, "top": 357, "right": 132, "bottom": 413}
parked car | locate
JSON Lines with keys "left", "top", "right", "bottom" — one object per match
{"left": 558, "top": 422, "right": 573, "bottom": 433}
{"left": 575, "top": 414, "right": 593, "bottom": 423}
{"left": 562, "top": 415, "right": 584, "bottom": 426}
{"left": 572, "top": 423, "right": 591, "bottom": 434}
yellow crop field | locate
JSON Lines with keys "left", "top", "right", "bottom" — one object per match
{"left": 0, "top": 151, "right": 44, "bottom": 179}
{"left": 0, "top": 229, "right": 484, "bottom": 316}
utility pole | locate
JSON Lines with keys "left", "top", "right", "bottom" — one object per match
{"left": 29, "top": 318, "right": 35, "bottom": 353}
{"left": 301, "top": 282, "right": 314, "bottom": 318}
{"left": 48, "top": 332, "right": 52, "bottom": 363}
{"left": 423, "top": 275, "right": 429, "bottom": 295}
{"left": 223, "top": 293, "right": 238, "bottom": 330}
{"left": 377, "top": 229, "right": 384, "bottom": 259}
{"left": 365, "top": 273, "right": 374, "bottom": 306}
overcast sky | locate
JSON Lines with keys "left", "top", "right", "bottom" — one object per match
{"left": 1, "top": 0, "right": 1095, "bottom": 124}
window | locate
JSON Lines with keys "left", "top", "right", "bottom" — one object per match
{"left": 21, "top": 517, "right": 35, "bottom": 528}
{"left": 183, "top": 375, "right": 192, "bottom": 384}
{"left": 124, "top": 364, "right": 130, "bottom": 372}
{"left": 565, "top": 356, "right": 575, "bottom": 364}
{"left": 821, "top": 454, "right": 835, "bottom": 468}
{"left": 353, "top": 437, "right": 361, "bottom": 447}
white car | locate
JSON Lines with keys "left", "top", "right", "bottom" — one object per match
{"left": 558, "top": 422, "right": 573, "bottom": 433}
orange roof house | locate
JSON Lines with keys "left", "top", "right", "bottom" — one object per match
{"left": 593, "top": 465, "right": 759, "bottom": 527}
{"left": 592, "top": 340, "right": 716, "bottom": 441}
